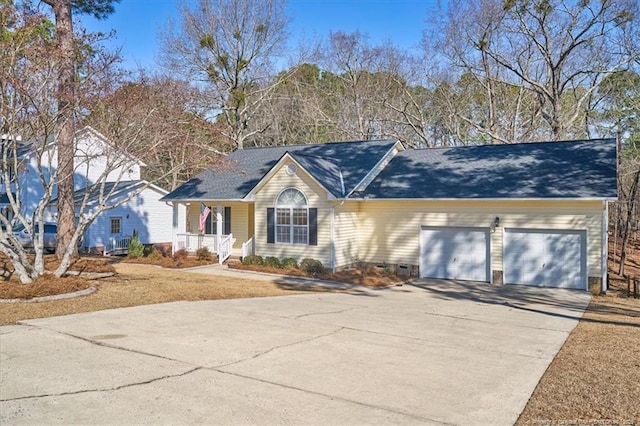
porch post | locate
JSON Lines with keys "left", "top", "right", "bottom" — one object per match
{"left": 217, "top": 202, "right": 223, "bottom": 252}
{"left": 171, "top": 202, "right": 179, "bottom": 255}
{"left": 330, "top": 206, "right": 336, "bottom": 273}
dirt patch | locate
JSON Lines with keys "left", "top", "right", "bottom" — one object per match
{"left": 516, "top": 296, "right": 640, "bottom": 424}
{"left": 0, "top": 263, "right": 308, "bottom": 326}
{"left": 229, "top": 262, "right": 404, "bottom": 287}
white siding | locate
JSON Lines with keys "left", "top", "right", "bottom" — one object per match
{"left": 85, "top": 186, "right": 178, "bottom": 247}
{"left": 16, "top": 128, "right": 143, "bottom": 219}
{"left": 254, "top": 159, "right": 332, "bottom": 266}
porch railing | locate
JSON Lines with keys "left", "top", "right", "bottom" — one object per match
{"left": 174, "top": 233, "right": 235, "bottom": 263}
{"left": 218, "top": 233, "right": 233, "bottom": 264}
{"left": 105, "top": 235, "right": 132, "bottom": 255}
{"left": 241, "top": 236, "right": 254, "bottom": 258}
{"left": 174, "top": 233, "right": 220, "bottom": 254}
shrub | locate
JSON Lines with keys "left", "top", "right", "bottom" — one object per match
{"left": 242, "top": 255, "right": 263, "bottom": 265}
{"left": 280, "top": 257, "right": 299, "bottom": 269}
{"left": 264, "top": 256, "right": 281, "bottom": 268}
{"left": 147, "top": 248, "right": 164, "bottom": 261}
{"left": 173, "top": 248, "right": 189, "bottom": 261}
{"left": 127, "top": 230, "right": 145, "bottom": 258}
{"left": 300, "top": 258, "right": 324, "bottom": 274}
{"left": 196, "top": 247, "right": 212, "bottom": 261}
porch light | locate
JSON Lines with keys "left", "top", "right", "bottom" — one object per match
{"left": 490, "top": 216, "right": 500, "bottom": 233}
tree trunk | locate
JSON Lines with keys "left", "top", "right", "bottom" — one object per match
{"left": 618, "top": 169, "right": 640, "bottom": 276}
{"left": 51, "top": 0, "right": 78, "bottom": 259}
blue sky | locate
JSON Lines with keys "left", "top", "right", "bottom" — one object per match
{"left": 81, "top": 0, "right": 441, "bottom": 71}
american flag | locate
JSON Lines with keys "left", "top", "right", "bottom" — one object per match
{"left": 199, "top": 205, "right": 211, "bottom": 234}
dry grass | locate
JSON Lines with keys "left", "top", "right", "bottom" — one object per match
{"left": 0, "top": 263, "right": 306, "bottom": 326}
{"left": 230, "top": 262, "right": 405, "bottom": 287}
{"left": 518, "top": 236, "right": 640, "bottom": 424}
{"left": 516, "top": 296, "right": 640, "bottom": 425}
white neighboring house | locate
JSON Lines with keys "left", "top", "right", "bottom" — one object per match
{"left": 50, "top": 180, "right": 185, "bottom": 255}
{"left": 1, "top": 126, "right": 185, "bottom": 254}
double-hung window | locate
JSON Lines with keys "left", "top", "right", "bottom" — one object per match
{"left": 110, "top": 217, "right": 121, "bottom": 235}
{"left": 275, "top": 188, "right": 308, "bottom": 244}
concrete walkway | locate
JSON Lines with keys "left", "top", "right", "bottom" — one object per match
{"left": 0, "top": 281, "right": 590, "bottom": 425}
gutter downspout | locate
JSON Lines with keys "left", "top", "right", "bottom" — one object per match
{"left": 602, "top": 200, "right": 608, "bottom": 293}
{"left": 330, "top": 205, "right": 336, "bottom": 273}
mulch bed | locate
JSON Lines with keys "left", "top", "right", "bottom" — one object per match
{"left": 122, "top": 255, "right": 217, "bottom": 269}
{"left": 229, "top": 262, "right": 405, "bottom": 287}
{"left": 1, "top": 255, "right": 114, "bottom": 299}
{"left": 0, "top": 275, "right": 91, "bottom": 299}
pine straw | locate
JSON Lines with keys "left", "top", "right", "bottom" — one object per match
{"left": 1, "top": 254, "right": 115, "bottom": 275}
{"left": 0, "top": 275, "right": 91, "bottom": 299}
{"left": 230, "top": 263, "right": 405, "bottom": 287}
{"left": 517, "top": 296, "right": 640, "bottom": 424}
{"left": 0, "top": 263, "right": 307, "bottom": 326}
{"left": 122, "top": 255, "right": 216, "bottom": 269}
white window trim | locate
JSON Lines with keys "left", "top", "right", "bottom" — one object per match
{"left": 203, "top": 206, "right": 221, "bottom": 235}
{"left": 110, "top": 217, "right": 122, "bottom": 235}
{"left": 275, "top": 188, "right": 309, "bottom": 245}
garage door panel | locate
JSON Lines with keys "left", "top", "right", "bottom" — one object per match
{"left": 420, "top": 227, "right": 489, "bottom": 282}
{"left": 504, "top": 229, "right": 585, "bottom": 289}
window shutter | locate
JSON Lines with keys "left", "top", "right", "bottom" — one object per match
{"left": 309, "top": 208, "right": 317, "bottom": 246}
{"left": 267, "top": 208, "right": 275, "bottom": 244}
{"left": 224, "top": 207, "right": 231, "bottom": 235}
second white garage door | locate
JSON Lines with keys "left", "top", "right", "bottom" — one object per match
{"left": 503, "top": 229, "right": 586, "bottom": 289}
{"left": 419, "top": 227, "right": 490, "bottom": 281}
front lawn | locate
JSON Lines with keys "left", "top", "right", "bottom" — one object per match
{"left": 0, "top": 263, "right": 307, "bottom": 325}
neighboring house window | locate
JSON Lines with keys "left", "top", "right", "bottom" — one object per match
{"left": 267, "top": 189, "right": 317, "bottom": 246}
{"left": 110, "top": 217, "right": 121, "bottom": 234}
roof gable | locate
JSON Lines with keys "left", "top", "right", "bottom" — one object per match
{"left": 162, "top": 139, "right": 398, "bottom": 201}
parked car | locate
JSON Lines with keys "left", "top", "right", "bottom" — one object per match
{"left": 13, "top": 222, "right": 57, "bottom": 251}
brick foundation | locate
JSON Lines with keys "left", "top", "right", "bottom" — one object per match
{"left": 588, "top": 276, "right": 603, "bottom": 295}
{"left": 492, "top": 270, "right": 504, "bottom": 285}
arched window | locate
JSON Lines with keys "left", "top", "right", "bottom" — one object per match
{"left": 275, "top": 188, "right": 308, "bottom": 244}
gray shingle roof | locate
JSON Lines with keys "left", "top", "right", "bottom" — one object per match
{"left": 361, "top": 139, "right": 617, "bottom": 199}
{"left": 51, "top": 180, "right": 148, "bottom": 205}
{"left": 161, "top": 140, "right": 398, "bottom": 201}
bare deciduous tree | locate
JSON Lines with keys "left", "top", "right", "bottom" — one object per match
{"left": 160, "top": 0, "right": 289, "bottom": 150}
{"left": 432, "top": 0, "right": 639, "bottom": 141}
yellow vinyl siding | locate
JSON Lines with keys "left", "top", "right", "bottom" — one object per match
{"left": 254, "top": 159, "right": 332, "bottom": 266}
{"left": 357, "top": 200, "right": 603, "bottom": 276}
{"left": 334, "top": 202, "right": 360, "bottom": 267}
{"left": 229, "top": 202, "right": 249, "bottom": 249}
{"left": 185, "top": 202, "right": 250, "bottom": 252}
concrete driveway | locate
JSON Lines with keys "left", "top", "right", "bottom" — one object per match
{"left": 0, "top": 280, "right": 590, "bottom": 425}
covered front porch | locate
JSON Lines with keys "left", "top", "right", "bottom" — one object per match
{"left": 172, "top": 201, "right": 255, "bottom": 263}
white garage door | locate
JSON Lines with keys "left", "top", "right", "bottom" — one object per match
{"left": 419, "top": 227, "right": 490, "bottom": 281}
{"left": 503, "top": 229, "right": 586, "bottom": 289}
